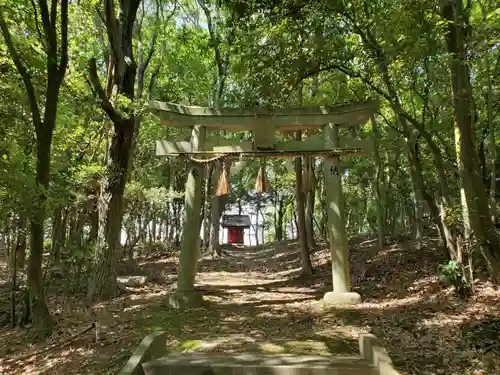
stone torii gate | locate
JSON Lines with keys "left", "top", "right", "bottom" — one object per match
{"left": 150, "top": 99, "right": 379, "bottom": 308}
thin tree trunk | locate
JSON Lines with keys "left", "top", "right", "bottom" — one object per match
{"left": 209, "top": 160, "right": 232, "bottom": 255}
{"left": 275, "top": 196, "right": 285, "bottom": 241}
{"left": 304, "top": 157, "right": 316, "bottom": 248}
{"left": 89, "top": 117, "right": 136, "bottom": 301}
{"left": 87, "top": 0, "right": 142, "bottom": 301}
{"left": 89, "top": 195, "right": 99, "bottom": 245}
{"left": 51, "top": 207, "right": 65, "bottom": 265}
{"left": 371, "top": 115, "right": 385, "bottom": 247}
{"left": 255, "top": 196, "right": 260, "bottom": 247}
{"left": 202, "top": 164, "right": 213, "bottom": 251}
{"left": 295, "top": 132, "right": 313, "bottom": 275}
{"left": 442, "top": 0, "right": 500, "bottom": 278}
{"left": 487, "top": 57, "right": 496, "bottom": 222}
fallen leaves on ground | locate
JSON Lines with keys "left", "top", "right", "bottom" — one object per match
{"left": 0, "top": 235, "right": 498, "bottom": 375}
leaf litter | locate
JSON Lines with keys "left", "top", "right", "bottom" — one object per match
{"left": 0, "top": 235, "right": 498, "bottom": 375}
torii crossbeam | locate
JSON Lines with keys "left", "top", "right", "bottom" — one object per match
{"left": 150, "top": 98, "right": 379, "bottom": 308}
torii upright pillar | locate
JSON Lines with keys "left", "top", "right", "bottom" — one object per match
{"left": 168, "top": 125, "right": 206, "bottom": 308}
{"left": 322, "top": 123, "right": 361, "bottom": 305}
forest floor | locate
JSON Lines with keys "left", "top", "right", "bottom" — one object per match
{"left": 0, "top": 235, "right": 499, "bottom": 375}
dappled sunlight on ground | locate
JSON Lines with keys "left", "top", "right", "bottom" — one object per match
{"left": 0, "top": 235, "right": 499, "bottom": 374}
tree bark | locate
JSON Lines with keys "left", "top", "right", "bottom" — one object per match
{"left": 295, "top": 132, "right": 313, "bottom": 275}
{"left": 304, "top": 157, "right": 316, "bottom": 248}
{"left": 0, "top": 0, "right": 69, "bottom": 339}
{"left": 51, "top": 207, "right": 67, "bottom": 265}
{"left": 87, "top": 0, "right": 142, "bottom": 301}
{"left": 442, "top": 0, "right": 500, "bottom": 278}
{"left": 89, "top": 117, "right": 136, "bottom": 301}
{"left": 275, "top": 195, "right": 285, "bottom": 241}
{"left": 209, "top": 160, "right": 232, "bottom": 255}
{"left": 371, "top": 115, "right": 385, "bottom": 247}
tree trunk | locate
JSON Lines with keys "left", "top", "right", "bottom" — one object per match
{"left": 371, "top": 115, "right": 385, "bottom": 248}
{"left": 209, "top": 160, "right": 231, "bottom": 255}
{"left": 255, "top": 196, "right": 260, "bottom": 247}
{"left": 87, "top": 0, "right": 142, "bottom": 301}
{"left": 51, "top": 207, "right": 66, "bottom": 265}
{"left": 275, "top": 195, "right": 285, "bottom": 241}
{"left": 443, "top": 0, "right": 500, "bottom": 277}
{"left": 487, "top": 57, "right": 496, "bottom": 222}
{"left": 89, "top": 117, "right": 136, "bottom": 301}
{"left": 202, "top": 164, "right": 213, "bottom": 252}
{"left": 89, "top": 195, "right": 99, "bottom": 244}
{"left": 28, "top": 135, "right": 55, "bottom": 337}
{"left": 378, "top": 58, "right": 450, "bottom": 254}
{"left": 295, "top": 132, "right": 313, "bottom": 275}
{"left": 304, "top": 157, "right": 316, "bottom": 248}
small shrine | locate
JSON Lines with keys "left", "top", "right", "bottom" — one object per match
{"left": 221, "top": 214, "right": 251, "bottom": 245}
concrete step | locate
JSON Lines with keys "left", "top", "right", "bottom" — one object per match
{"left": 141, "top": 352, "right": 379, "bottom": 375}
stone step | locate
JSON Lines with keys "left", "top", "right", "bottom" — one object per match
{"left": 141, "top": 352, "right": 379, "bottom": 375}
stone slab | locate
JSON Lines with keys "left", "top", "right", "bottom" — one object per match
{"left": 119, "top": 332, "right": 400, "bottom": 375}
{"left": 168, "top": 290, "right": 204, "bottom": 309}
{"left": 117, "top": 276, "right": 149, "bottom": 287}
{"left": 142, "top": 352, "right": 378, "bottom": 375}
{"left": 323, "top": 292, "right": 362, "bottom": 305}
{"left": 359, "top": 334, "right": 400, "bottom": 375}
{"left": 118, "top": 331, "right": 167, "bottom": 375}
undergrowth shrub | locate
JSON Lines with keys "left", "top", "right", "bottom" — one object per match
{"left": 438, "top": 260, "right": 472, "bottom": 297}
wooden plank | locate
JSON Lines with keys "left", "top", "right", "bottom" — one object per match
{"left": 149, "top": 99, "right": 379, "bottom": 131}
{"left": 156, "top": 136, "right": 372, "bottom": 156}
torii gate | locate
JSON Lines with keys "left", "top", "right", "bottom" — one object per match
{"left": 150, "top": 99, "right": 379, "bottom": 308}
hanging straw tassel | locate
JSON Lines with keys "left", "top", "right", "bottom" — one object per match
{"left": 216, "top": 159, "right": 230, "bottom": 196}
{"left": 254, "top": 161, "right": 269, "bottom": 194}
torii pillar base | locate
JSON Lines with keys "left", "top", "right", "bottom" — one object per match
{"left": 168, "top": 290, "right": 204, "bottom": 309}
{"left": 323, "top": 292, "right": 361, "bottom": 305}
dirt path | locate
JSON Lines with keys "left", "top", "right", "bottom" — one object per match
{"left": 0, "top": 241, "right": 361, "bottom": 375}
{"left": 0, "top": 237, "right": 499, "bottom": 375}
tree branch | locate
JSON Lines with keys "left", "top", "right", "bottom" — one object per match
{"left": 37, "top": 0, "right": 51, "bottom": 39}
{"left": 104, "top": 0, "right": 119, "bottom": 63}
{"left": 59, "top": 0, "right": 69, "bottom": 77}
{"left": 0, "top": 7, "right": 41, "bottom": 128}
{"left": 30, "top": 0, "right": 45, "bottom": 48}
{"left": 197, "top": 0, "right": 223, "bottom": 77}
{"left": 38, "top": 0, "right": 56, "bottom": 57}
{"left": 142, "top": 0, "right": 165, "bottom": 75}
{"left": 88, "top": 58, "right": 122, "bottom": 123}
{"left": 50, "top": 0, "right": 57, "bottom": 29}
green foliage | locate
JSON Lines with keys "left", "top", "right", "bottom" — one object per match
{"left": 438, "top": 259, "right": 473, "bottom": 297}
{"left": 438, "top": 260, "right": 463, "bottom": 287}
{"left": 443, "top": 204, "right": 463, "bottom": 230}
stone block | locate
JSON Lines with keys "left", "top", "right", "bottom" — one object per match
{"left": 117, "top": 276, "right": 149, "bottom": 287}
{"left": 323, "top": 292, "right": 362, "bottom": 305}
{"left": 142, "top": 352, "right": 379, "bottom": 375}
{"left": 118, "top": 331, "right": 167, "bottom": 375}
{"left": 359, "top": 333, "right": 400, "bottom": 375}
{"left": 168, "top": 290, "right": 204, "bottom": 309}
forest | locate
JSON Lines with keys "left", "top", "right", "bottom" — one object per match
{"left": 0, "top": 0, "right": 499, "bottom": 374}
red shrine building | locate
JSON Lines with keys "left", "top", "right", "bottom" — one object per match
{"left": 221, "top": 214, "right": 251, "bottom": 245}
